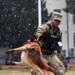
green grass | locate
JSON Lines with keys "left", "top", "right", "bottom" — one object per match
{"left": 65, "top": 70, "right": 75, "bottom": 75}
{"left": 0, "top": 70, "right": 75, "bottom": 75}
{"left": 0, "top": 70, "right": 31, "bottom": 75}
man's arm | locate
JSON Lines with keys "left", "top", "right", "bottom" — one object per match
{"left": 35, "top": 24, "right": 50, "bottom": 40}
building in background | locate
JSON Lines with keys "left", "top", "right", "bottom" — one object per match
{"left": 45, "top": 0, "right": 75, "bottom": 60}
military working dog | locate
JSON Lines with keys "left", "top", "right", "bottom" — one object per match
{"left": 6, "top": 39, "right": 55, "bottom": 75}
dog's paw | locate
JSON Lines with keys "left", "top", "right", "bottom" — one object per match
{"left": 6, "top": 50, "right": 14, "bottom": 54}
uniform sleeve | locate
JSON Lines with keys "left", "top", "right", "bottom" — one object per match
{"left": 35, "top": 24, "right": 50, "bottom": 35}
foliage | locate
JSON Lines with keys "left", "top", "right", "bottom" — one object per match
{"left": 63, "top": 0, "right": 75, "bottom": 14}
{"left": 0, "top": 0, "right": 50, "bottom": 48}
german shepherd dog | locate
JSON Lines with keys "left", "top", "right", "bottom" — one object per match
{"left": 6, "top": 39, "right": 55, "bottom": 75}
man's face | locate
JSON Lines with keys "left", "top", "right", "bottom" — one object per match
{"left": 52, "top": 19, "right": 61, "bottom": 28}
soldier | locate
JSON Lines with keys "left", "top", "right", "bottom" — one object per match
{"left": 35, "top": 12, "right": 65, "bottom": 75}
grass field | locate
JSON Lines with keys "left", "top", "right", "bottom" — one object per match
{"left": 65, "top": 70, "right": 75, "bottom": 75}
{"left": 0, "top": 70, "right": 31, "bottom": 75}
{"left": 0, "top": 70, "right": 75, "bottom": 75}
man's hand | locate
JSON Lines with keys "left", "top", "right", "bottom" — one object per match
{"left": 35, "top": 33, "right": 42, "bottom": 40}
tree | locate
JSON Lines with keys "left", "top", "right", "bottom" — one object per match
{"left": 63, "top": 0, "right": 75, "bottom": 14}
{"left": 41, "top": 0, "right": 50, "bottom": 23}
{"left": 0, "top": 0, "right": 50, "bottom": 48}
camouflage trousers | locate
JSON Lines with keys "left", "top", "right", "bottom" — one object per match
{"left": 43, "top": 53, "right": 65, "bottom": 75}
{"left": 30, "top": 53, "right": 65, "bottom": 75}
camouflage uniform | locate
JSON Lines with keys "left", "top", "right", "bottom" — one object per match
{"left": 35, "top": 23, "right": 65, "bottom": 75}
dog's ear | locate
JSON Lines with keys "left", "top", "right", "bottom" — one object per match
{"left": 33, "top": 39, "right": 42, "bottom": 47}
{"left": 29, "top": 36, "right": 36, "bottom": 42}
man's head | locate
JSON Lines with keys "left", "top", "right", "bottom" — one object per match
{"left": 52, "top": 12, "right": 63, "bottom": 22}
{"left": 50, "top": 12, "right": 63, "bottom": 28}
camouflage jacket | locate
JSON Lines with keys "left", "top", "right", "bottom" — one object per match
{"left": 35, "top": 22, "right": 62, "bottom": 54}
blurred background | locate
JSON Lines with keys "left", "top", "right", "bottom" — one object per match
{"left": 0, "top": 0, "right": 75, "bottom": 65}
